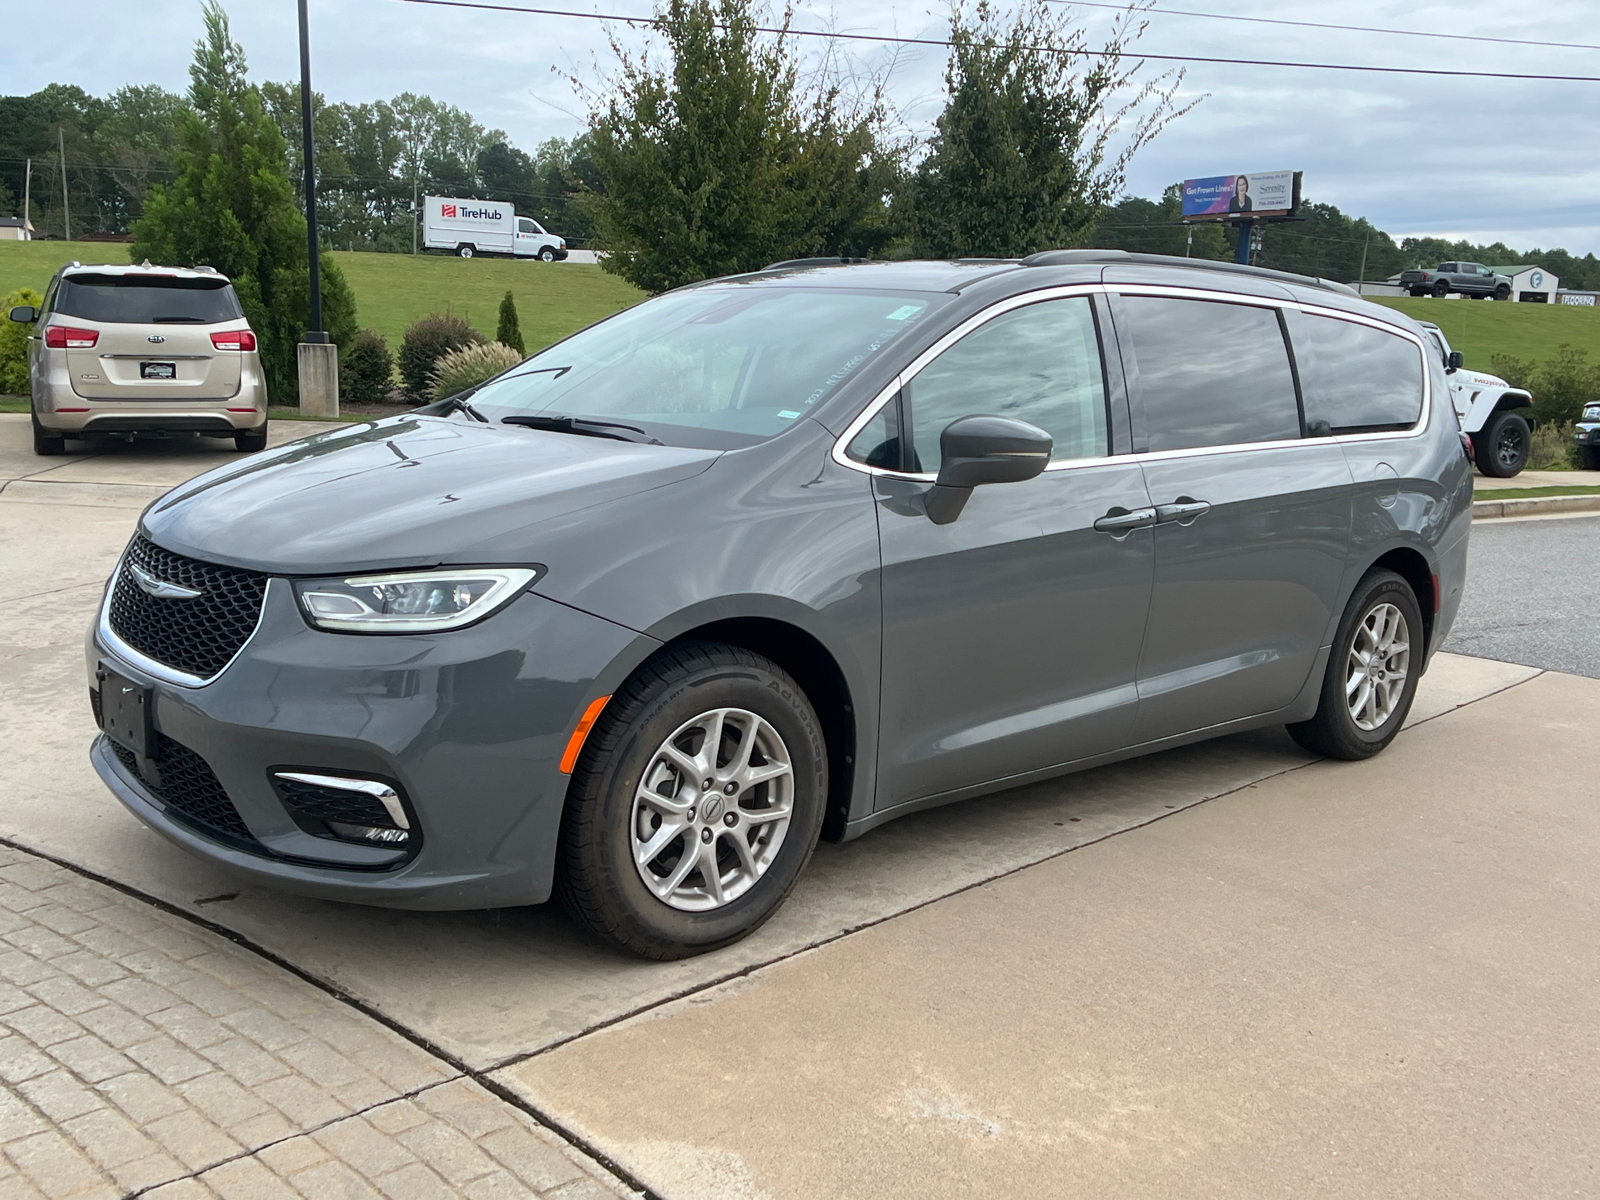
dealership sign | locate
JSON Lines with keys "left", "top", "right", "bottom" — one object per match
{"left": 1182, "top": 171, "right": 1301, "bottom": 221}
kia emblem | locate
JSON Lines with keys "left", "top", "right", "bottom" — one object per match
{"left": 147, "top": 335, "right": 166, "bottom": 343}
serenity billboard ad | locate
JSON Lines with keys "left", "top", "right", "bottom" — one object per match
{"left": 1182, "top": 171, "right": 1300, "bottom": 221}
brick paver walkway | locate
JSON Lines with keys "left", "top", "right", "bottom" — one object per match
{"left": 0, "top": 845, "right": 632, "bottom": 1199}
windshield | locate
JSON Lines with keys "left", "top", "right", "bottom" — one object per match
{"left": 464, "top": 285, "right": 947, "bottom": 449}
{"left": 55, "top": 274, "right": 243, "bottom": 324}
{"left": 1424, "top": 329, "right": 1448, "bottom": 365}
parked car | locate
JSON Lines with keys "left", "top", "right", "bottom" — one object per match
{"left": 422, "top": 195, "right": 567, "bottom": 260}
{"left": 1575, "top": 402, "right": 1600, "bottom": 469}
{"left": 1399, "top": 262, "right": 1512, "bottom": 300}
{"left": 86, "top": 251, "right": 1472, "bottom": 959}
{"left": 1416, "top": 320, "right": 1534, "bottom": 477}
{"left": 9, "top": 262, "right": 268, "bottom": 457}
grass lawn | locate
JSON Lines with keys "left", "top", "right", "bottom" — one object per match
{"left": 1475, "top": 485, "right": 1600, "bottom": 500}
{"left": 1371, "top": 296, "right": 1600, "bottom": 373}
{"left": 0, "top": 241, "right": 644, "bottom": 356}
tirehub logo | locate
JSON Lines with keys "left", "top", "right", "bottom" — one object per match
{"left": 441, "top": 204, "right": 456, "bottom": 217}
{"left": 441, "top": 203, "right": 500, "bottom": 220}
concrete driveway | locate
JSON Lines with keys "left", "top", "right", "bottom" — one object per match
{"left": 1, "top": 412, "right": 1593, "bottom": 1197}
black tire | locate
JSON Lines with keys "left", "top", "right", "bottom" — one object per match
{"left": 1288, "top": 569, "right": 1423, "bottom": 761}
{"left": 1580, "top": 446, "right": 1600, "bottom": 471}
{"left": 31, "top": 411, "right": 65, "bottom": 456}
{"left": 1431, "top": 280, "right": 1449, "bottom": 298}
{"left": 234, "top": 423, "right": 268, "bottom": 452}
{"left": 1408, "top": 289, "right": 1427, "bottom": 298}
{"left": 1473, "top": 410, "right": 1531, "bottom": 478}
{"left": 538, "top": 247, "right": 556, "bottom": 262}
{"left": 557, "top": 641, "right": 827, "bottom": 960}
{"left": 1494, "top": 284, "right": 1511, "bottom": 301}
{"left": 457, "top": 244, "right": 474, "bottom": 259}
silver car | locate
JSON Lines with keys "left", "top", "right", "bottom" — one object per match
{"left": 9, "top": 261, "right": 269, "bottom": 456}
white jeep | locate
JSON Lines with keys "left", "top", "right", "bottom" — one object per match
{"left": 1418, "top": 320, "right": 1534, "bottom": 478}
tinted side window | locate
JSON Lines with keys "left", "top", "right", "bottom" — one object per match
{"left": 1117, "top": 296, "right": 1300, "bottom": 451}
{"left": 1291, "top": 312, "right": 1424, "bottom": 433}
{"left": 904, "top": 297, "right": 1108, "bottom": 472}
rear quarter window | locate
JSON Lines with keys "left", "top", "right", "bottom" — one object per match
{"left": 1288, "top": 311, "right": 1424, "bottom": 433}
{"left": 54, "top": 275, "right": 244, "bottom": 325}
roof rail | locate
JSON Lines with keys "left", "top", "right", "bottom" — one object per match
{"left": 761, "top": 256, "right": 872, "bottom": 271}
{"left": 1021, "top": 249, "right": 1359, "bottom": 297}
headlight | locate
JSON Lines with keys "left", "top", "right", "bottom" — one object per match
{"left": 294, "top": 567, "right": 541, "bottom": 633}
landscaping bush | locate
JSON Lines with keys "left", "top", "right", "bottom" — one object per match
{"left": 496, "top": 290, "right": 526, "bottom": 356}
{"left": 427, "top": 341, "right": 523, "bottom": 401}
{"left": 1491, "top": 345, "right": 1600, "bottom": 428}
{"left": 1527, "top": 420, "right": 1581, "bottom": 471}
{"left": 0, "top": 287, "right": 43, "bottom": 395}
{"left": 398, "top": 312, "right": 481, "bottom": 397}
{"left": 339, "top": 328, "right": 395, "bottom": 402}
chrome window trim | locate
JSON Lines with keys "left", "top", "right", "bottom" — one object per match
{"left": 829, "top": 280, "right": 1432, "bottom": 479}
{"left": 96, "top": 548, "right": 274, "bottom": 689}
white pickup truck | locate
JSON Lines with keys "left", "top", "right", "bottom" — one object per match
{"left": 1418, "top": 320, "right": 1534, "bottom": 477}
{"left": 422, "top": 196, "right": 568, "bottom": 261}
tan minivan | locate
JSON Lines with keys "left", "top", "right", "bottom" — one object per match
{"left": 9, "top": 262, "right": 269, "bottom": 456}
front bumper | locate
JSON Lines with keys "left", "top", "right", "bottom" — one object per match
{"left": 1575, "top": 423, "right": 1600, "bottom": 445}
{"left": 88, "top": 578, "right": 645, "bottom": 909}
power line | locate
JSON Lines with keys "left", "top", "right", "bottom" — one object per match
{"left": 1050, "top": 1, "right": 1600, "bottom": 54}
{"left": 389, "top": 0, "right": 1600, "bottom": 81}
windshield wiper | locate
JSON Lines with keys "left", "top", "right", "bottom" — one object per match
{"left": 501, "top": 414, "right": 662, "bottom": 444}
{"left": 416, "top": 391, "right": 488, "bottom": 422}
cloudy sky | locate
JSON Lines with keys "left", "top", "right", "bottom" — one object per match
{"left": 6, "top": 0, "right": 1597, "bottom": 253}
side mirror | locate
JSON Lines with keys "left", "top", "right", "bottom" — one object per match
{"left": 924, "top": 414, "right": 1051, "bottom": 525}
{"left": 8, "top": 306, "right": 36, "bottom": 324}
{"left": 1446, "top": 350, "right": 1464, "bottom": 372}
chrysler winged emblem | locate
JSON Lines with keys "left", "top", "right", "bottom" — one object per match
{"left": 128, "top": 562, "right": 204, "bottom": 600}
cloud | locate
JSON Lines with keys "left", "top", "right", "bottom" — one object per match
{"left": 5, "top": 0, "right": 1594, "bottom": 253}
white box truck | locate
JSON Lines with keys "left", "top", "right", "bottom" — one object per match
{"left": 422, "top": 196, "right": 568, "bottom": 261}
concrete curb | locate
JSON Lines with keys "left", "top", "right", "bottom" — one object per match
{"left": 1474, "top": 493, "right": 1600, "bottom": 519}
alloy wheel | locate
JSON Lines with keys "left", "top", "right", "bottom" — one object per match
{"left": 1345, "top": 602, "right": 1410, "bottom": 731}
{"left": 629, "top": 707, "right": 795, "bottom": 912}
{"left": 1496, "top": 423, "right": 1527, "bottom": 471}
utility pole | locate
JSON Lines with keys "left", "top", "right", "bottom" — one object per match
{"left": 58, "top": 129, "right": 70, "bottom": 243}
{"left": 295, "top": 0, "right": 339, "bottom": 417}
{"left": 412, "top": 173, "right": 419, "bottom": 255}
{"left": 22, "top": 158, "right": 31, "bottom": 239}
{"left": 1185, "top": 227, "right": 1193, "bottom": 258}
{"left": 1357, "top": 228, "right": 1371, "bottom": 290}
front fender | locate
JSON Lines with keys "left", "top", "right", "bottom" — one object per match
{"left": 1463, "top": 386, "right": 1534, "bottom": 434}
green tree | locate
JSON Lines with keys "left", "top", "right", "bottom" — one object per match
{"left": 495, "top": 290, "right": 525, "bottom": 355}
{"left": 911, "top": 0, "right": 1192, "bottom": 259}
{"left": 130, "top": 1, "right": 355, "bottom": 403}
{"left": 582, "top": 0, "right": 899, "bottom": 292}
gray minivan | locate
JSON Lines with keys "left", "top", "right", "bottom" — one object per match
{"left": 86, "top": 252, "right": 1472, "bottom": 959}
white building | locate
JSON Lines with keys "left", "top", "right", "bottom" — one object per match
{"left": 1491, "top": 264, "right": 1559, "bottom": 303}
{"left": 0, "top": 217, "right": 33, "bottom": 241}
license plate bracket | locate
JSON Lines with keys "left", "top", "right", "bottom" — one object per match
{"left": 96, "top": 666, "right": 152, "bottom": 757}
{"left": 140, "top": 361, "right": 177, "bottom": 380}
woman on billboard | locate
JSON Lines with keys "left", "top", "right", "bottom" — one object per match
{"left": 1228, "top": 175, "right": 1253, "bottom": 213}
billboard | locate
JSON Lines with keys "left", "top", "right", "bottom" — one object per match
{"left": 1182, "top": 171, "right": 1300, "bottom": 221}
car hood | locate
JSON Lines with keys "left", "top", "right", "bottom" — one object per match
{"left": 1454, "top": 369, "right": 1518, "bottom": 391}
{"left": 140, "top": 415, "right": 720, "bottom": 574}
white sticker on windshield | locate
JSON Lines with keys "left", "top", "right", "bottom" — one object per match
{"left": 777, "top": 410, "right": 802, "bottom": 420}
{"left": 885, "top": 304, "right": 923, "bottom": 321}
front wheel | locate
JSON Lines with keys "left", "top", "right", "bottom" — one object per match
{"left": 1288, "top": 569, "right": 1423, "bottom": 761}
{"left": 1580, "top": 445, "right": 1600, "bottom": 471}
{"left": 539, "top": 247, "right": 556, "bottom": 262}
{"left": 457, "top": 244, "right": 474, "bottom": 259}
{"left": 1474, "top": 410, "right": 1531, "bottom": 477}
{"left": 1494, "top": 284, "right": 1511, "bottom": 301}
{"left": 557, "top": 642, "right": 827, "bottom": 959}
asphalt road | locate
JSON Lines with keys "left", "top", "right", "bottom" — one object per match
{"left": 1443, "top": 513, "right": 1600, "bottom": 678}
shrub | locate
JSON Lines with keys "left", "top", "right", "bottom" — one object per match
{"left": 1528, "top": 420, "right": 1580, "bottom": 471}
{"left": 339, "top": 328, "right": 395, "bottom": 402}
{"left": 398, "top": 312, "right": 481, "bottom": 397}
{"left": 1490, "top": 345, "right": 1600, "bottom": 428}
{"left": 0, "top": 287, "right": 43, "bottom": 395}
{"left": 427, "top": 341, "right": 523, "bottom": 401}
{"left": 496, "top": 290, "right": 525, "bottom": 355}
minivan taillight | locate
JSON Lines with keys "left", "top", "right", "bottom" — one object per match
{"left": 45, "top": 325, "right": 99, "bottom": 349}
{"left": 210, "top": 330, "right": 257, "bottom": 351}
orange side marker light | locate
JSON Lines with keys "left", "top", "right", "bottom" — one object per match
{"left": 559, "top": 695, "right": 611, "bottom": 774}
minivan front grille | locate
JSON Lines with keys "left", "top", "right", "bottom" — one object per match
{"left": 108, "top": 536, "right": 267, "bottom": 680}
{"left": 107, "top": 733, "right": 259, "bottom": 849}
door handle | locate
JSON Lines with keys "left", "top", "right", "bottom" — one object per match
{"left": 1155, "top": 498, "right": 1211, "bottom": 526}
{"left": 1093, "top": 506, "right": 1157, "bottom": 534}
